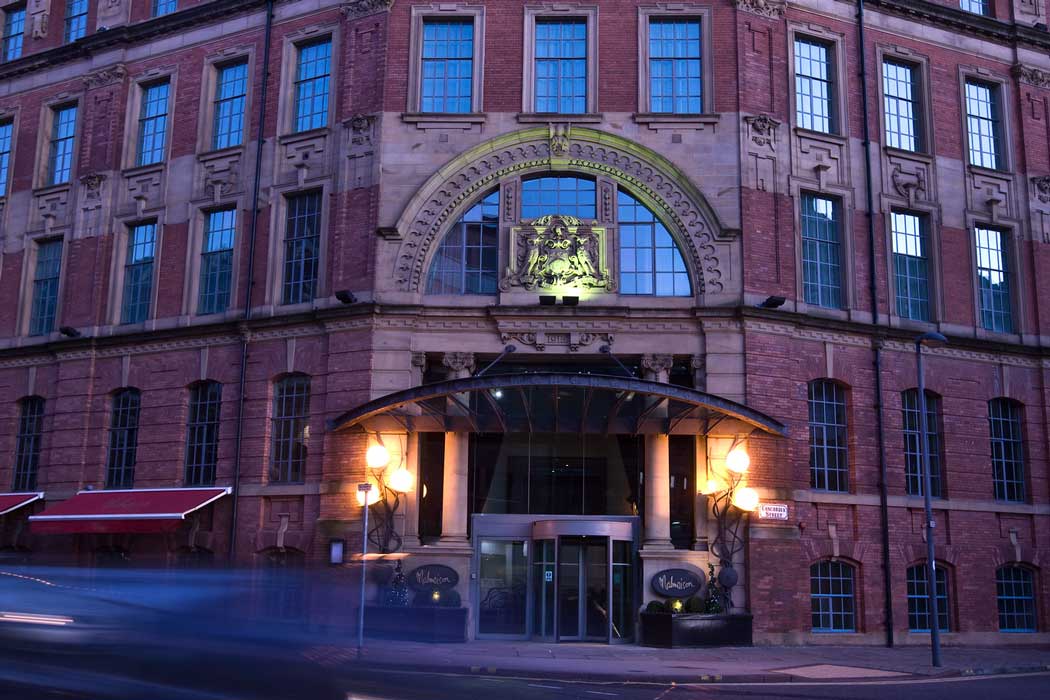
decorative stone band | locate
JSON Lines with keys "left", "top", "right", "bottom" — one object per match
{"left": 732, "top": 0, "right": 786, "bottom": 20}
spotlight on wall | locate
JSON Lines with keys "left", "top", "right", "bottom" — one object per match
{"left": 539, "top": 295, "right": 557, "bottom": 306}
{"left": 335, "top": 290, "right": 358, "bottom": 305}
{"left": 757, "top": 295, "right": 787, "bottom": 309}
{"left": 562, "top": 296, "right": 579, "bottom": 307}
{"left": 59, "top": 326, "right": 81, "bottom": 338}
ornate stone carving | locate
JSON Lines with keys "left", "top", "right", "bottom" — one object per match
{"left": 733, "top": 0, "right": 786, "bottom": 19}
{"left": 442, "top": 352, "right": 476, "bottom": 374}
{"left": 1014, "top": 64, "right": 1050, "bottom": 89}
{"left": 499, "top": 329, "right": 613, "bottom": 353}
{"left": 744, "top": 115, "right": 780, "bottom": 149}
{"left": 79, "top": 173, "right": 106, "bottom": 199}
{"left": 891, "top": 164, "right": 927, "bottom": 204}
{"left": 97, "top": 0, "right": 130, "bottom": 29}
{"left": 83, "top": 65, "right": 127, "bottom": 89}
{"left": 340, "top": 0, "right": 394, "bottom": 20}
{"left": 35, "top": 187, "right": 71, "bottom": 233}
{"left": 641, "top": 353, "right": 674, "bottom": 376}
{"left": 346, "top": 115, "right": 376, "bottom": 189}
{"left": 500, "top": 215, "right": 611, "bottom": 292}
{"left": 1032, "top": 175, "right": 1050, "bottom": 204}
{"left": 124, "top": 166, "right": 165, "bottom": 216}
{"left": 549, "top": 124, "right": 571, "bottom": 157}
{"left": 281, "top": 131, "right": 329, "bottom": 187}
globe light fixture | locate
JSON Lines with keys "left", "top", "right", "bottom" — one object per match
{"left": 366, "top": 443, "right": 391, "bottom": 469}
{"left": 725, "top": 446, "right": 751, "bottom": 474}
{"left": 355, "top": 484, "right": 381, "bottom": 506}
{"left": 671, "top": 599, "right": 684, "bottom": 613}
{"left": 732, "top": 486, "right": 760, "bottom": 512}
{"left": 387, "top": 466, "right": 414, "bottom": 493}
{"left": 700, "top": 477, "right": 727, "bottom": 495}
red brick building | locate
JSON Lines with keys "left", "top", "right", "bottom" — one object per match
{"left": 0, "top": 0, "right": 1047, "bottom": 645}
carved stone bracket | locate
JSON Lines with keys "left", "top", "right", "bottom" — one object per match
{"left": 340, "top": 0, "right": 394, "bottom": 20}
{"left": 34, "top": 186, "right": 71, "bottom": 233}
{"left": 1014, "top": 64, "right": 1050, "bottom": 89}
{"left": 499, "top": 329, "right": 614, "bottom": 353}
{"left": 641, "top": 353, "right": 675, "bottom": 376}
{"left": 123, "top": 165, "right": 165, "bottom": 217}
{"left": 197, "top": 149, "right": 243, "bottom": 202}
{"left": 346, "top": 115, "right": 376, "bottom": 189}
{"left": 549, "top": 123, "right": 570, "bottom": 159}
{"left": 83, "top": 64, "right": 127, "bottom": 90}
{"left": 744, "top": 114, "right": 780, "bottom": 151}
{"left": 442, "top": 351, "right": 476, "bottom": 375}
{"left": 80, "top": 173, "right": 106, "bottom": 200}
{"left": 968, "top": 168, "right": 1015, "bottom": 222}
{"left": 1032, "top": 175, "right": 1050, "bottom": 204}
{"left": 733, "top": 0, "right": 786, "bottom": 19}
{"left": 280, "top": 131, "right": 330, "bottom": 187}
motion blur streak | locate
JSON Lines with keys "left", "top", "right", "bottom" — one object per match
{"left": 0, "top": 612, "right": 73, "bottom": 625}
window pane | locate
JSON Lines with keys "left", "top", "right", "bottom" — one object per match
{"left": 106, "top": 389, "right": 141, "bottom": 489}
{"left": 2, "top": 7, "right": 25, "bottom": 61}
{"left": 213, "top": 61, "right": 248, "bottom": 149}
{"left": 137, "top": 82, "right": 170, "bottom": 166}
{"left": 882, "top": 60, "right": 920, "bottom": 152}
{"left": 65, "top": 0, "right": 88, "bottom": 42}
{"left": 271, "top": 376, "right": 310, "bottom": 483}
{"left": 13, "top": 397, "right": 44, "bottom": 492}
{"left": 901, "top": 390, "right": 943, "bottom": 498}
{"left": 48, "top": 105, "right": 77, "bottom": 185}
{"left": 960, "top": 0, "right": 991, "bottom": 16}
{"left": 801, "top": 194, "right": 842, "bottom": 309}
{"left": 0, "top": 120, "right": 12, "bottom": 193}
{"left": 421, "top": 19, "right": 474, "bottom": 113}
{"left": 535, "top": 18, "right": 587, "bottom": 114}
{"left": 810, "top": 560, "right": 856, "bottom": 631}
{"left": 965, "top": 81, "right": 1001, "bottom": 169}
{"left": 29, "top": 239, "right": 63, "bottom": 336}
{"left": 426, "top": 190, "right": 499, "bottom": 295}
{"left": 294, "top": 40, "right": 331, "bottom": 132}
{"left": 521, "top": 176, "right": 596, "bottom": 219}
{"left": 989, "top": 399, "right": 1025, "bottom": 502}
{"left": 649, "top": 18, "right": 702, "bottom": 114}
{"left": 185, "top": 382, "right": 222, "bottom": 486}
{"left": 198, "top": 209, "right": 237, "bottom": 314}
{"left": 153, "top": 0, "right": 177, "bottom": 17}
{"left": 996, "top": 566, "right": 1036, "bottom": 632}
{"left": 795, "top": 38, "right": 833, "bottom": 133}
{"left": 618, "top": 190, "right": 691, "bottom": 297}
{"left": 809, "top": 380, "right": 848, "bottom": 492}
{"left": 975, "top": 226, "right": 1012, "bottom": 333}
{"left": 121, "top": 223, "right": 157, "bottom": 324}
{"left": 906, "top": 564, "right": 950, "bottom": 632}
{"left": 891, "top": 212, "right": 929, "bottom": 321}
{"left": 282, "top": 192, "right": 321, "bottom": 305}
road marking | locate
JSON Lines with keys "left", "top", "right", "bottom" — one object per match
{"left": 527, "top": 683, "right": 562, "bottom": 689}
{"left": 584, "top": 691, "right": 618, "bottom": 696}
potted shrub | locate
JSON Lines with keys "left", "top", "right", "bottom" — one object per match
{"left": 363, "top": 561, "right": 468, "bottom": 642}
{"left": 640, "top": 564, "right": 753, "bottom": 647}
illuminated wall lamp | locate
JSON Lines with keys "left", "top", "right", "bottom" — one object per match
{"left": 329, "top": 538, "right": 345, "bottom": 565}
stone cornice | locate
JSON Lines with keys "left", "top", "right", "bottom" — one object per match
{"left": 856, "top": 0, "right": 1050, "bottom": 51}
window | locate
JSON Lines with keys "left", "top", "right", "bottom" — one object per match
{"left": 293, "top": 39, "right": 331, "bottom": 132}
{"left": 989, "top": 398, "right": 1025, "bottom": 502}
{"left": 13, "top": 396, "right": 44, "bottom": 492}
{"left": 882, "top": 60, "right": 921, "bottom": 152}
{"left": 974, "top": 226, "right": 1012, "bottom": 333}
{"left": 29, "top": 239, "right": 62, "bottom": 336}
{"left": 106, "top": 389, "right": 141, "bottom": 489}
{"left": 906, "top": 564, "right": 950, "bottom": 632}
{"left": 271, "top": 375, "right": 310, "bottom": 483}
{"left": 809, "top": 380, "right": 848, "bottom": 492}
{"left": 891, "top": 212, "right": 930, "bottom": 321}
{"left": 212, "top": 61, "right": 248, "bottom": 150}
{"left": 618, "top": 190, "right": 691, "bottom": 296}
{"left": 800, "top": 194, "right": 842, "bottom": 309}
{"left": 153, "top": 0, "right": 176, "bottom": 17}
{"left": 960, "top": 0, "right": 991, "bottom": 15}
{"left": 521, "top": 176, "right": 595, "bottom": 219}
{"left": 795, "top": 37, "right": 834, "bottom": 133}
{"left": 811, "top": 560, "right": 856, "bottom": 632}
{"left": 185, "top": 381, "right": 221, "bottom": 486}
{"left": 282, "top": 191, "right": 321, "bottom": 305}
{"left": 136, "top": 81, "right": 170, "bottom": 166}
{"left": 2, "top": 5, "right": 24, "bottom": 62}
{"left": 420, "top": 19, "right": 474, "bottom": 113}
{"left": 965, "top": 80, "right": 1002, "bottom": 170}
{"left": 901, "top": 389, "right": 943, "bottom": 498}
{"left": 121, "top": 223, "right": 157, "bottom": 324}
{"left": 198, "top": 209, "right": 236, "bottom": 315}
{"left": 996, "top": 566, "right": 1037, "bottom": 632}
{"left": 426, "top": 190, "right": 498, "bottom": 295}
{"left": 47, "top": 105, "right": 77, "bottom": 186}
{"left": 534, "top": 18, "right": 587, "bottom": 114}
{"left": 0, "top": 119, "right": 11, "bottom": 194}
{"left": 64, "top": 0, "right": 87, "bottom": 42}
{"left": 648, "top": 18, "right": 702, "bottom": 114}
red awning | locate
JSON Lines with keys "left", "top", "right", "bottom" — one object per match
{"left": 29, "top": 487, "right": 231, "bottom": 535}
{"left": 0, "top": 492, "right": 44, "bottom": 517}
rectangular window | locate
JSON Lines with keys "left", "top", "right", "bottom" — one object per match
{"left": 185, "top": 382, "right": 222, "bottom": 487}
{"left": 136, "top": 81, "right": 170, "bottom": 166}
{"left": 996, "top": 567, "right": 1037, "bottom": 632}
{"left": 795, "top": 37, "right": 834, "bottom": 133}
{"left": 960, "top": 0, "right": 991, "bottom": 15}
{"left": 293, "top": 39, "right": 331, "bottom": 132}
{"left": 121, "top": 223, "right": 157, "bottom": 324}
{"left": 811, "top": 561, "right": 856, "bottom": 632}
{"left": 282, "top": 192, "right": 321, "bottom": 305}
{"left": 271, "top": 376, "right": 310, "bottom": 483}
{"left": 0, "top": 120, "right": 12, "bottom": 194}
{"left": 2, "top": 5, "right": 24, "bottom": 62}
{"left": 989, "top": 399, "right": 1025, "bottom": 503}
{"left": 965, "top": 80, "right": 1002, "bottom": 170}
{"left": 906, "top": 565, "right": 950, "bottom": 632}
{"left": 153, "top": 0, "right": 176, "bottom": 17}
{"left": 48, "top": 105, "right": 77, "bottom": 186}
{"left": 212, "top": 61, "right": 248, "bottom": 150}
{"left": 882, "top": 60, "right": 921, "bottom": 152}
{"left": 801, "top": 194, "right": 842, "bottom": 309}
{"left": 29, "top": 239, "right": 62, "bottom": 336}
{"left": 975, "top": 226, "right": 1012, "bottom": 333}
{"left": 13, "top": 397, "right": 44, "bottom": 492}
{"left": 65, "top": 0, "right": 87, "bottom": 42}
{"left": 106, "top": 390, "right": 140, "bottom": 490}
{"left": 420, "top": 19, "right": 474, "bottom": 113}
{"left": 809, "top": 380, "right": 849, "bottom": 492}
{"left": 649, "top": 18, "right": 702, "bottom": 114}
{"left": 891, "top": 211, "right": 930, "bottom": 321}
{"left": 534, "top": 18, "right": 587, "bottom": 114}
{"left": 198, "top": 209, "right": 236, "bottom": 315}
{"left": 902, "top": 390, "right": 943, "bottom": 498}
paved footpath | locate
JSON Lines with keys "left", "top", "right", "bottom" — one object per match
{"left": 306, "top": 639, "right": 1050, "bottom": 683}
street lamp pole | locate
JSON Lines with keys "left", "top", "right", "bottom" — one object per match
{"left": 356, "top": 482, "right": 372, "bottom": 654}
{"left": 915, "top": 332, "right": 946, "bottom": 667}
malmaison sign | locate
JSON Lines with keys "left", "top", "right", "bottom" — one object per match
{"left": 650, "top": 568, "right": 703, "bottom": 598}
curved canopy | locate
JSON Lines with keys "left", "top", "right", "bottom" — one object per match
{"left": 329, "top": 372, "right": 785, "bottom": 437}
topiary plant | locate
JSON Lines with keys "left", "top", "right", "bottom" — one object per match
{"left": 685, "top": 595, "right": 705, "bottom": 613}
{"left": 703, "top": 563, "right": 725, "bottom": 614}
{"left": 645, "top": 599, "right": 669, "bottom": 614}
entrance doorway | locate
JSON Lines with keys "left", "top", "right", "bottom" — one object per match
{"left": 557, "top": 537, "right": 607, "bottom": 640}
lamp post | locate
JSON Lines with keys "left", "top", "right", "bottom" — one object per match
{"left": 915, "top": 331, "right": 947, "bottom": 667}
{"left": 702, "top": 443, "right": 760, "bottom": 610}
{"left": 356, "top": 481, "right": 373, "bottom": 654}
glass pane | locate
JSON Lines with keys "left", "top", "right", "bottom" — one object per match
{"left": 532, "top": 539, "right": 556, "bottom": 638}
{"left": 478, "top": 539, "right": 528, "bottom": 636}
{"left": 611, "top": 541, "right": 634, "bottom": 641}
{"left": 584, "top": 540, "right": 608, "bottom": 639}
{"left": 558, "top": 541, "right": 580, "bottom": 638}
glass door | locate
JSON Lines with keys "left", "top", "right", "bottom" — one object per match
{"left": 532, "top": 539, "right": 556, "bottom": 640}
{"left": 557, "top": 539, "right": 582, "bottom": 640}
{"left": 556, "top": 536, "right": 609, "bottom": 642}
{"left": 477, "top": 539, "right": 528, "bottom": 637}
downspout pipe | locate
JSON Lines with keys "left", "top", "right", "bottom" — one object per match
{"left": 856, "top": 0, "right": 895, "bottom": 646}
{"left": 228, "top": 0, "right": 274, "bottom": 562}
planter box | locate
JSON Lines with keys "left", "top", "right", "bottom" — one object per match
{"left": 639, "top": 612, "right": 753, "bottom": 648}
{"left": 363, "top": 605, "right": 468, "bottom": 643}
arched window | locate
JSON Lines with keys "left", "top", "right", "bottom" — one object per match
{"left": 906, "top": 563, "right": 950, "bottom": 632}
{"left": 426, "top": 190, "right": 499, "bottom": 295}
{"left": 901, "top": 389, "right": 943, "bottom": 498}
{"left": 521, "top": 176, "right": 596, "bottom": 219}
{"left": 617, "top": 190, "right": 691, "bottom": 296}
{"left": 106, "top": 389, "right": 141, "bottom": 489}
{"left": 996, "top": 565, "right": 1037, "bottom": 632}
{"left": 810, "top": 559, "right": 856, "bottom": 632}
{"left": 271, "top": 375, "right": 310, "bottom": 483}
{"left": 185, "top": 381, "right": 222, "bottom": 486}
{"left": 808, "top": 380, "right": 848, "bottom": 492}
{"left": 989, "top": 398, "right": 1024, "bottom": 502}
{"left": 13, "top": 396, "right": 44, "bottom": 492}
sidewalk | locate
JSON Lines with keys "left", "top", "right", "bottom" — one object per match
{"left": 306, "top": 639, "right": 1050, "bottom": 683}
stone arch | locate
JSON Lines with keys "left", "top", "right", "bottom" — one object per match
{"left": 392, "top": 126, "right": 729, "bottom": 296}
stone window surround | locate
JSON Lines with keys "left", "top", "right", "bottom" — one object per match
{"left": 262, "top": 182, "right": 333, "bottom": 310}
{"left": 194, "top": 45, "right": 257, "bottom": 155}
{"left": 958, "top": 65, "right": 1014, "bottom": 174}
{"left": 635, "top": 4, "right": 714, "bottom": 117}
{"left": 32, "top": 93, "right": 81, "bottom": 191}
{"left": 404, "top": 4, "right": 486, "bottom": 118}
{"left": 882, "top": 204, "right": 945, "bottom": 330}
{"left": 275, "top": 23, "right": 340, "bottom": 137}
{"left": 520, "top": 4, "right": 600, "bottom": 116}
{"left": 789, "top": 181, "right": 857, "bottom": 322}
{"left": 120, "top": 67, "right": 178, "bottom": 171}
{"left": 0, "top": 105, "right": 19, "bottom": 199}
{"left": 15, "top": 233, "right": 68, "bottom": 339}
{"left": 964, "top": 214, "right": 1024, "bottom": 340}
{"left": 875, "top": 44, "right": 934, "bottom": 156}
{"left": 181, "top": 201, "right": 245, "bottom": 319}
{"left": 787, "top": 22, "right": 850, "bottom": 138}
{"left": 104, "top": 215, "right": 167, "bottom": 328}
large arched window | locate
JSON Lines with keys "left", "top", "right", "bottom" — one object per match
{"left": 521, "top": 176, "right": 596, "bottom": 219}
{"left": 617, "top": 190, "right": 690, "bottom": 296}
{"left": 426, "top": 190, "right": 499, "bottom": 295}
